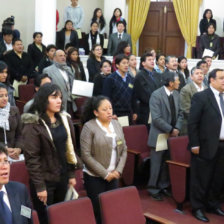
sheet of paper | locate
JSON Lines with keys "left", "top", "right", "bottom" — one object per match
{"left": 13, "top": 80, "right": 27, "bottom": 98}
{"left": 148, "top": 112, "right": 152, "bottom": 124}
{"left": 202, "top": 48, "right": 214, "bottom": 58}
{"left": 155, "top": 133, "right": 169, "bottom": 152}
{"left": 118, "top": 116, "right": 129, "bottom": 127}
{"left": 103, "top": 39, "right": 108, "bottom": 49}
{"left": 76, "top": 29, "right": 82, "bottom": 39}
{"left": 72, "top": 80, "right": 94, "bottom": 97}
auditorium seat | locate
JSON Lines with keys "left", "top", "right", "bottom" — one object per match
{"left": 16, "top": 99, "right": 26, "bottom": 114}
{"left": 122, "top": 125, "right": 150, "bottom": 185}
{"left": 74, "top": 169, "right": 86, "bottom": 197}
{"left": 9, "top": 161, "right": 30, "bottom": 193}
{"left": 32, "top": 210, "right": 40, "bottom": 224}
{"left": 48, "top": 197, "right": 96, "bottom": 224}
{"left": 166, "top": 136, "right": 191, "bottom": 212}
{"left": 18, "top": 84, "right": 35, "bottom": 102}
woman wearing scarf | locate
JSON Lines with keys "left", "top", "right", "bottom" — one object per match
{"left": 22, "top": 83, "right": 80, "bottom": 224}
{"left": 0, "top": 83, "right": 23, "bottom": 160}
{"left": 199, "top": 23, "right": 221, "bottom": 59}
{"left": 84, "top": 21, "right": 104, "bottom": 55}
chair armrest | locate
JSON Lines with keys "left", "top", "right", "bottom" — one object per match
{"left": 144, "top": 212, "right": 176, "bottom": 224}
{"left": 127, "top": 149, "right": 141, "bottom": 155}
{"left": 16, "top": 99, "right": 26, "bottom": 103}
{"left": 166, "top": 160, "right": 190, "bottom": 168}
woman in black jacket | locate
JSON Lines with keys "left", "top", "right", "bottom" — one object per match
{"left": 56, "top": 20, "right": 79, "bottom": 50}
{"left": 199, "top": 9, "right": 216, "bottom": 35}
{"left": 67, "top": 47, "right": 86, "bottom": 81}
{"left": 27, "top": 32, "right": 46, "bottom": 71}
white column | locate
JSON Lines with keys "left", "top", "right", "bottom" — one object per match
{"left": 35, "top": 0, "right": 56, "bottom": 45}
{"left": 104, "top": 0, "right": 126, "bottom": 35}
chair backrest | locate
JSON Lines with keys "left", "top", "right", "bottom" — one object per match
{"left": 48, "top": 197, "right": 96, "bottom": 224}
{"left": 9, "top": 161, "right": 30, "bottom": 192}
{"left": 168, "top": 136, "right": 191, "bottom": 164}
{"left": 74, "top": 169, "right": 86, "bottom": 197}
{"left": 32, "top": 210, "right": 40, "bottom": 224}
{"left": 123, "top": 125, "right": 149, "bottom": 154}
{"left": 18, "top": 84, "right": 35, "bottom": 102}
{"left": 74, "top": 97, "right": 88, "bottom": 118}
{"left": 99, "top": 186, "right": 145, "bottom": 224}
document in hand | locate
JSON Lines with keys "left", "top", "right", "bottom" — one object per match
{"left": 155, "top": 133, "right": 169, "bottom": 151}
{"left": 72, "top": 80, "right": 94, "bottom": 97}
{"left": 118, "top": 116, "right": 129, "bottom": 127}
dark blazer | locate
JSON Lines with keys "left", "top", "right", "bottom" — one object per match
{"left": 199, "top": 18, "right": 216, "bottom": 35}
{"left": 199, "top": 33, "right": 221, "bottom": 58}
{"left": 4, "top": 50, "right": 33, "bottom": 83}
{"left": 93, "top": 73, "right": 108, "bottom": 96}
{"left": 148, "top": 86, "right": 183, "bottom": 147}
{"left": 38, "top": 56, "right": 53, "bottom": 73}
{"left": 188, "top": 88, "right": 222, "bottom": 160}
{"left": 107, "top": 32, "right": 132, "bottom": 56}
{"left": 0, "top": 40, "right": 7, "bottom": 59}
{"left": 83, "top": 32, "right": 104, "bottom": 55}
{"left": 56, "top": 29, "right": 79, "bottom": 50}
{"left": 27, "top": 42, "right": 46, "bottom": 70}
{"left": 0, "top": 181, "right": 33, "bottom": 224}
{"left": 87, "top": 56, "right": 105, "bottom": 82}
{"left": 133, "top": 69, "right": 162, "bottom": 125}
{"left": 162, "top": 69, "right": 186, "bottom": 91}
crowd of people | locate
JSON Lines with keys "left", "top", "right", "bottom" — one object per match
{"left": 0, "top": 2, "right": 224, "bottom": 224}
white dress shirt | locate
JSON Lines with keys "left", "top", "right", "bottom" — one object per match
{"left": 0, "top": 185, "right": 11, "bottom": 211}
{"left": 210, "top": 85, "right": 224, "bottom": 139}
{"left": 59, "top": 69, "right": 69, "bottom": 83}
{"left": 117, "top": 32, "right": 124, "bottom": 39}
{"left": 193, "top": 82, "right": 204, "bottom": 92}
{"left": 164, "top": 86, "right": 173, "bottom": 96}
{"left": 4, "top": 41, "right": 12, "bottom": 51}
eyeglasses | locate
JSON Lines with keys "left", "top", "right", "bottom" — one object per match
{"left": 0, "top": 161, "right": 10, "bottom": 166}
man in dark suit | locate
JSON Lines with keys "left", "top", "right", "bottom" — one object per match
{"left": 163, "top": 56, "right": 185, "bottom": 91}
{"left": 147, "top": 72, "right": 183, "bottom": 200}
{"left": 107, "top": 21, "right": 132, "bottom": 56}
{"left": 180, "top": 66, "right": 206, "bottom": 135}
{"left": 0, "top": 143, "right": 33, "bottom": 224}
{"left": 0, "top": 28, "right": 13, "bottom": 60}
{"left": 188, "top": 69, "right": 224, "bottom": 222}
{"left": 134, "top": 53, "right": 161, "bottom": 126}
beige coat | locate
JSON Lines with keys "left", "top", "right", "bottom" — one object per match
{"left": 80, "top": 119, "right": 127, "bottom": 179}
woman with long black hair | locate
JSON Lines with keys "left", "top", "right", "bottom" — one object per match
{"left": 91, "top": 8, "right": 106, "bottom": 34}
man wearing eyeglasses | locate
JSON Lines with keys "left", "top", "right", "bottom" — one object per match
{"left": 0, "top": 143, "right": 33, "bottom": 224}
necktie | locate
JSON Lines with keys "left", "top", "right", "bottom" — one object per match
{"left": 219, "top": 93, "right": 224, "bottom": 116}
{"left": 118, "top": 34, "right": 121, "bottom": 40}
{"left": 0, "top": 191, "right": 13, "bottom": 224}
{"left": 168, "top": 94, "right": 176, "bottom": 127}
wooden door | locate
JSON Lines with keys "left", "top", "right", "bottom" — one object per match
{"left": 139, "top": 2, "right": 184, "bottom": 56}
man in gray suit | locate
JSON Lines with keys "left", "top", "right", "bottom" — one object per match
{"left": 107, "top": 21, "right": 132, "bottom": 56}
{"left": 147, "top": 72, "right": 183, "bottom": 200}
{"left": 43, "top": 49, "right": 77, "bottom": 113}
{"left": 180, "top": 67, "right": 206, "bottom": 135}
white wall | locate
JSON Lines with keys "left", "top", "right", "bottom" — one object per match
{"left": 199, "top": 0, "right": 224, "bottom": 36}
{"left": 57, "top": 0, "right": 104, "bottom": 33}
{"left": 0, "top": 0, "right": 35, "bottom": 50}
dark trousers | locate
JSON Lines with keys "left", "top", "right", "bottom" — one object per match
{"left": 147, "top": 148, "right": 170, "bottom": 195}
{"left": 30, "top": 175, "right": 68, "bottom": 224}
{"left": 190, "top": 142, "right": 224, "bottom": 211}
{"left": 84, "top": 173, "right": 119, "bottom": 224}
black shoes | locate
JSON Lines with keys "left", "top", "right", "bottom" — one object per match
{"left": 192, "top": 209, "right": 209, "bottom": 222}
{"left": 207, "top": 207, "right": 224, "bottom": 216}
{"left": 161, "top": 189, "right": 172, "bottom": 197}
{"left": 151, "top": 193, "right": 163, "bottom": 201}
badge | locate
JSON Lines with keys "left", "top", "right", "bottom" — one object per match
{"left": 20, "top": 205, "right": 31, "bottom": 219}
{"left": 128, "top": 83, "right": 133, "bottom": 89}
{"left": 117, "top": 140, "right": 123, "bottom": 145}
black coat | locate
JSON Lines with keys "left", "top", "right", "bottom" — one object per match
{"left": 56, "top": 29, "right": 79, "bottom": 50}
{"left": 27, "top": 42, "right": 46, "bottom": 70}
{"left": 83, "top": 32, "right": 104, "bottom": 55}
{"left": 4, "top": 50, "right": 33, "bottom": 83}
{"left": 188, "top": 88, "right": 222, "bottom": 160}
{"left": 199, "top": 18, "right": 216, "bottom": 35}
{"left": 199, "top": 33, "right": 221, "bottom": 58}
{"left": 93, "top": 73, "right": 108, "bottom": 96}
{"left": 133, "top": 69, "right": 161, "bottom": 125}
{"left": 87, "top": 56, "right": 105, "bottom": 82}
{"left": 38, "top": 57, "right": 53, "bottom": 73}
{"left": 0, "top": 40, "right": 6, "bottom": 60}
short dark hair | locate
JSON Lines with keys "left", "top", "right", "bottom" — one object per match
{"left": 115, "top": 54, "right": 129, "bottom": 65}
{"left": 90, "top": 21, "right": 99, "bottom": 27}
{"left": 163, "top": 71, "right": 178, "bottom": 87}
{"left": 0, "top": 143, "right": 8, "bottom": 156}
{"left": 208, "top": 69, "right": 224, "bottom": 83}
{"left": 34, "top": 74, "right": 51, "bottom": 88}
{"left": 207, "top": 22, "right": 216, "bottom": 31}
{"left": 156, "top": 54, "right": 165, "bottom": 62}
{"left": 196, "top": 60, "right": 207, "bottom": 67}
{"left": 202, "top": 56, "right": 212, "bottom": 61}
{"left": 100, "top": 59, "right": 112, "bottom": 68}
{"left": 114, "top": 41, "right": 130, "bottom": 56}
{"left": 46, "top": 44, "right": 57, "bottom": 52}
{"left": 81, "top": 95, "right": 111, "bottom": 124}
{"left": 2, "top": 27, "right": 13, "bottom": 36}
{"left": 116, "top": 20, "right": 125, "bottom": 27}
{"left": 141, "top": 53, "right": 153, "bottom": 63}
{"left": 64, "top": 20, "right": 73, "bottom": 29}
{"left": 0, "top": 61, "right": 8, "bottom": 73}
{"left": 12, "top": 38, "right": 22, "bottom": 45}
{"left": 33, "top": 32, "right": 43, "bottom": 39}
{"left": 191, "top": 66, "right": 202, "bottom": 76}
